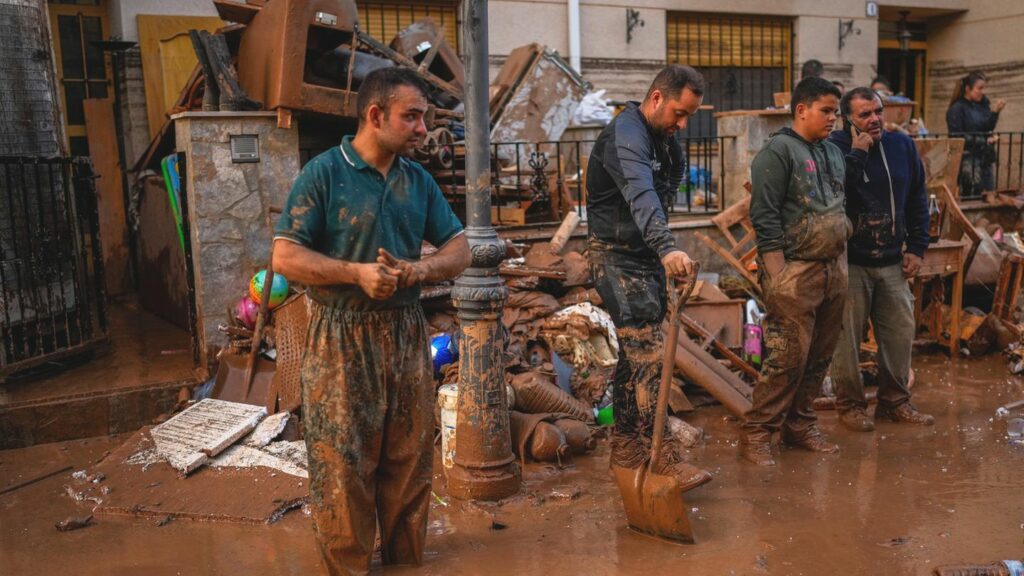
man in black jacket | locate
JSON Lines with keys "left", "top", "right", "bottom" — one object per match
{"left": 587, "top": 65, "right": 711, "bottom": 492}
{"left": 830, "top": 87, "right": 934, "bottom": 432}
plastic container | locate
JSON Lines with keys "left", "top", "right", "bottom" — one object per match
{"left": 743, "top": 323, "right": 763, "bottom": 367}
{"left": 437, "top": 384, "right": 459, "bottom": 469}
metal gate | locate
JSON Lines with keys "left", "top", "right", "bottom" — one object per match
{"left": 0, "top": 156, "right": 108, "bottom": 376}
{"left": 667, "top": 12, "right": 794, "bottom": 138}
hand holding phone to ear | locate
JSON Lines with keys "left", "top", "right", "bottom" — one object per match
{"left": 850, "top": 122, "right": 874, "bottom": 152}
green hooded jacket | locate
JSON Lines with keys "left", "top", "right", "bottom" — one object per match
{"left": 749, "top": 127, "right": 850, "bottom": 261}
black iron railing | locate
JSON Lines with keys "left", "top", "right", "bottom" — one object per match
{"left": 0, "top": 156, "right": 108, "bottom": 375}
{"left": 912, "top": 131, "right": 1024, "bottom": 199}
{"left": 428, "top": 136, "right": 730, "bottom": 227}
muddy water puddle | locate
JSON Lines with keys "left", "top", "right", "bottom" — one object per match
{"left": 2, "top": 353, "right": 1022, "bottom": 575}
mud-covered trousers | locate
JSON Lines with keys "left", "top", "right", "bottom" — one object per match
{"left": 300, "top": 302, "right": 433, "bottom": 576}
{"left": 741, "top": 258, "right": 848, "bottom": 443}
{"left": 590, "top": 251, "right": 679, "bottom": 468}
{"left": 831, "top": 263, "right": 914, "bottom": 413}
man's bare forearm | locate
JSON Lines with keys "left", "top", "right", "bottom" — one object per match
{"left": 272, "top": 239, "right": 360, "bottom": 286}
{"left": 415, "top": 234, "right": 471, "bottom": 283}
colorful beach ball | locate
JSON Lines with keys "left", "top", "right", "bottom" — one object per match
{"left": 249, "top": 270, "right": 289, "bottom": 309}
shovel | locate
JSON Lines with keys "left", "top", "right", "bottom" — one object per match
{"left": 611, "top": 262, "right": 700, "bottom": 544}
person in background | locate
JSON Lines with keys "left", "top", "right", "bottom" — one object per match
{"left": 829, "top": 87, "right": 934, "bottom": 432}
{"left": 871, "top": 76, "right": 893, "bottom": 96}
{"left": 946, "top": 71, "right": 1006, "bottom": 197}
{"left": 833, "top": 80, "right": 846, "bottom": 95}
{"left": 801, "top": 59, "right": 825, "bottom": 80}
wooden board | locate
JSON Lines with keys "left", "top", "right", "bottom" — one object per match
{"left": 914, "top": 137, "right": 965, "bottom": 198}
{"left": 83, "top": 98, "right": 132, "bottom": 297}
{"left": 683, "top": 299, "right": 745, "bottom": 349}
{"left": 138, "top": 15, "right": 224, "bottom": 140}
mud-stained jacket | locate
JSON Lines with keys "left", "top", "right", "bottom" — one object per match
{"left": 750, "top": 127, "right": 849, "bottom": 262}
{"left": 586, "top": 102, "right": 682, "bottom": 262}
{"left": 829, "top": 129, "right": 929, "bottom": 267}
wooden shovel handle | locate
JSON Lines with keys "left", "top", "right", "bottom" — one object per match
{"left": 649, "top": 263, "right": 700, "bottom": 473}
{"left": 244, "top": 250, "right": 275, "bottom": 399}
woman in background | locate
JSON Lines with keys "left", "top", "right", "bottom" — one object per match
{"left": 946, "top": 71, "right": 1006, "bottom": 196}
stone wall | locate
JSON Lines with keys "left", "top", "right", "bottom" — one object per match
{"left": 174, "top": 112, "right": 300, "bottom": 371}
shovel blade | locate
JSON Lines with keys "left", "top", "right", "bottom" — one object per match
{"left": 611, "top": 463, "right": 695, "bottom": 544}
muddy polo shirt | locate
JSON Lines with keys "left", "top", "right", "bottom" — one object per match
{"left": 274, "top": 136, "right": 463, "bottom": 310}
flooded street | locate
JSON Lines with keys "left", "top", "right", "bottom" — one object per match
{"left": 2, "top": 352, "right": 1022, "bottom": 575}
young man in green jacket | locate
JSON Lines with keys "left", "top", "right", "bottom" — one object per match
{"left": 742, "top": 77, "right": 852, "bottom": 466}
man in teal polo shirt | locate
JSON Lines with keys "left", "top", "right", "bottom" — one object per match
{"left": 273, "top": 68, "right": 470, "bottom": 575}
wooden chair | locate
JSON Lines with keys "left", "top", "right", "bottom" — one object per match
{"left": 695, "top": 188, "right": 761, "bottom": 295}
{"left": 934, "top": 182, "right": 982, "bottom": 276}
{"left": 914, "top": 137, "right": 965, "bottom": 199}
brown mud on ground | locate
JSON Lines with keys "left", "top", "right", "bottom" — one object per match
{"left": 2, "top": 353, "right": 1022, "bottom": 575}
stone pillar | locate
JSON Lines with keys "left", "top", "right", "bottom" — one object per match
{"left": 173, "top": 111, "right": 299, "bottom": 373}
{"left": 715, "top": 110, "right": 791, "bottom": 208}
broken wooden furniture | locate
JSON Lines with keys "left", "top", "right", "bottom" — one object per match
{"left": 912, "top": 239, "right": 966, "bottom": 356}
{"left": 389, "top": 18, "right": 463, "bottom": 93}
{"left": 695, "top": 194, "right": 761, "bottom": 295}
{"left": 992, "top": 252, "right": 1024, "bottom": 339}
{"left": 933, "top": 182, "right": 983, "bottom": 278}
{"left": 235, "top": 0, "right": 361, "bottom": 118}
{"left": 914, "top": 137, "right": 965, "bottom": 198}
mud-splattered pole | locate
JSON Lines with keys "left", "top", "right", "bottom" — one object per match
{"left": 447, "top": 0, "right": 521, "bottom": 501}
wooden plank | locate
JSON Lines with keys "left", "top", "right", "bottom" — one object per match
{"left": 695, "top": 231, "right": 762, "bottom": 296}
{"left": 83, "top": 98, "right": 132, "bottom": 297}
{"left": 138, "top": 15, "right": 224, "bottom": 140}
{"left": 680, "top": 314, "right": 760, "bottom": 381}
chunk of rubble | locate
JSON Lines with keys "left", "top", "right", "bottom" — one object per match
{"left": 150, "top": 399, "right": 267, "bottom": 475}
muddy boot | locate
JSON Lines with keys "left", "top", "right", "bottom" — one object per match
{"left": 198, "top": 30, "right": 262, "bottom": 111}
{"left": 653, "top": 444, "right": 712, "bottom": 492}
{"left": 838, "top": 408, "right": 875, "bottom": 432}
{"left": 740, "top": 439, "right": 776, "bottom": 466}
{"left": 782, "top": 428, "right": 839, "bottom": 453}
{"left": 609, "top": 433, "right": 647, "bottom": 470}
{"left": 875, "top": 403, "right": 934, "bottom": 426}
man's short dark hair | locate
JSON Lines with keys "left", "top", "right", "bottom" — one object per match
{"left": 840, "top": 87, "right": 882, "bottom": 117}
{"left": 801, "top": 59, "right": 824, "bottom": 79}
{"left": 356, "top": 68, "right": 430, "bottom": 125}
{"left": 645, "top": 64, "right": 705, "bottom": 101}
{"left": 791, "top": 77, "right": 842, "bottom": 116}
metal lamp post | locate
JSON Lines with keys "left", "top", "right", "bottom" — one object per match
{"left": 446, "top": 0, "right": 521, "bottom": 501}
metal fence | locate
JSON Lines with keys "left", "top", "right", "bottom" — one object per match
{"left": 912, "top": 131, "right": 1024, "bottom": 199}
{"left": 428, "top": 136, "right": 729, "bottom": 227}
{"left": 0, "top": 157, "right": 108, "bottom": 376}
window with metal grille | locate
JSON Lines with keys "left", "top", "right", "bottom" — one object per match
{"left": 357, "top": 1, "right": 459, "bottom": 47}
{"left": 667, "top": 12, "right": 793, "bottom": 137}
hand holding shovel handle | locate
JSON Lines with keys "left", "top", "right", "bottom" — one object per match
{"left": 649, "top": 262, "right": 700, "bottom": 474}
